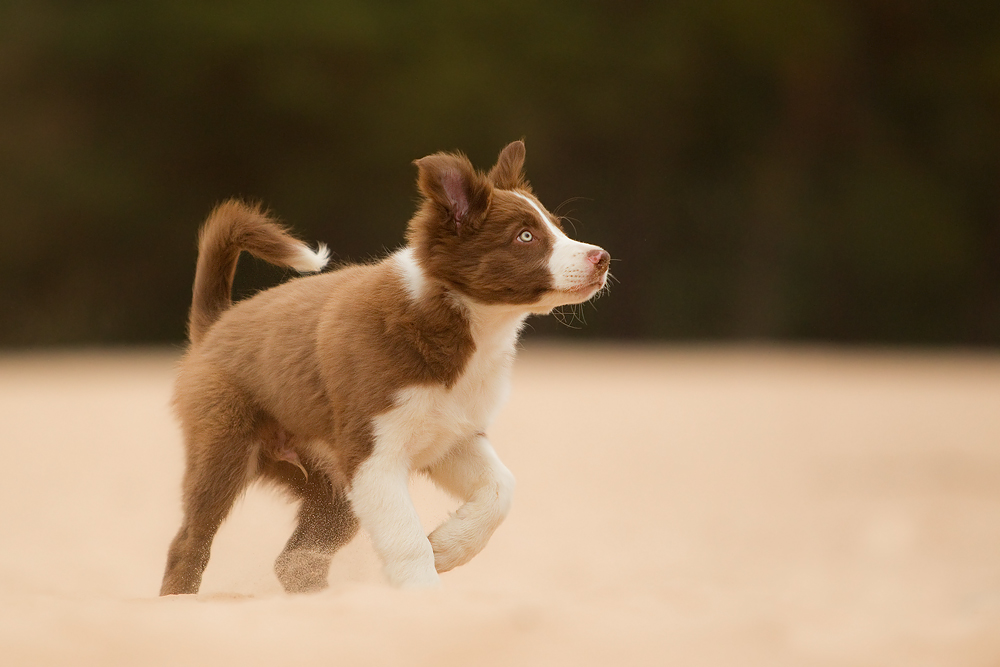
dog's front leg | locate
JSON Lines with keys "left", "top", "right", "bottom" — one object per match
{"left": 425, "top": 434, "right": 515, "bottom": 573}
{"left": 347, "top": 450, "right": 440, "bottom": 588}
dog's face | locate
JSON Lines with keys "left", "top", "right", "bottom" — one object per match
{"left": 408, "top": 141, "right": 610, "bottom": 313}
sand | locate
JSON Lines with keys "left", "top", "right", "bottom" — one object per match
{"left": 1, "top": 344, "right": 998, "bottom": 666}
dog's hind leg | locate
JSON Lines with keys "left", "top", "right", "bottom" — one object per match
{"left": 160, "top": 427, "right": 259, "bottom": 596}
{"left": 265, "top": 459, "right": 359, "bottom": 594}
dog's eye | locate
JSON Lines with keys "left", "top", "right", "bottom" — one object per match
{"left": 517, "top": 230, "right": 534, "bottom": 243}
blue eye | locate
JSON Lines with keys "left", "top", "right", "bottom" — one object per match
{"left": 518, "top": 230, "right": 533, "bottom": 243}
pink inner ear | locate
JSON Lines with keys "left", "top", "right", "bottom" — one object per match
{"left": 441, "top": 170, "right": 469, "bottom": 221}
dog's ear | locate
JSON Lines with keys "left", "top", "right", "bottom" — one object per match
{"left": 414, "top": 152, "right": 492, "bottom": 233}
{"left": 488, "top": 140, "right": 527, "bottom": 190}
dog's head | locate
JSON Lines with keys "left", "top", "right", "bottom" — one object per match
{"left": 408, "top": 141, "right": 611, "bottom": 313}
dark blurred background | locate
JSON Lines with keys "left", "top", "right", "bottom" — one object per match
{"left": 2, "top": 1, "right": 999, "bottom": 347}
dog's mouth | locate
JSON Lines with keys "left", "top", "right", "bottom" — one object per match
{"left": 561, "top": 276, "right": 607, "bottom": 300}
{"left": 529, "top": 276, "right": 608, "bottom": 314}
{"left": 568, "top": 282, "right": 602, "bottom": 294}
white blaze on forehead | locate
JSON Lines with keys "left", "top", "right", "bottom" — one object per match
{"left": 509, "top": 191, "right": 601, "bottom": 292}
{"left": 510, "top": 191, "right": 568, "bottom": 241}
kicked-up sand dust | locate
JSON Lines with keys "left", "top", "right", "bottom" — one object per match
{"left": 1, "top": 344, "right": 999, "bottom": 666}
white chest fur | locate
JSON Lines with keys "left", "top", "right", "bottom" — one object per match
{"left": 371, "top": 301, "right": 526, "bottom": 471}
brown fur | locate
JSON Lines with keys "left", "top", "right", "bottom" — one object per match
{"left": 160, "top": 141, "right": 597, "bottom": 595}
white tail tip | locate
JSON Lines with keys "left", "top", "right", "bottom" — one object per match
{"left": 291, "top": 242, "right": 330, "bottom": 274}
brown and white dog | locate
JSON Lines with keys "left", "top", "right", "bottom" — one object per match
{"left": 160, "top": 141, "right": 611, "bottom": 595}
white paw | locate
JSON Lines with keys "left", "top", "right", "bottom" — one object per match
{"left": 384, "top": 548, "right": 441, "bottom": 588}
{"left": 428, "top": 523, "right": 478, "bottom": 573}
{"left": 388, "top": 566, "right": 441, "bottom": 589}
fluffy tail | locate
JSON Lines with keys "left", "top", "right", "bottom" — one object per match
{"left": 187, "top": 199, "right": 330, "bottom": 346}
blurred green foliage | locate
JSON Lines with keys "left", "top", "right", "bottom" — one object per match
{"left": 1, "top": 0, "right": 998, "bottom": 345}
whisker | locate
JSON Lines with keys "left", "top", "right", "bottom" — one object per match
{"left": 589, "top": 278, "right": 614, "bottom": 302}
{"left": 555, "top": 197, "right": 594, "bottom": 237}
{"left": 558, "top": 215, "right": 579, "bottom": 236}
{"left": 554, "top": 196, "right": 592, "bottom": 217}
{"left": 551, "top": 305, "right": 583, "bottom": 330}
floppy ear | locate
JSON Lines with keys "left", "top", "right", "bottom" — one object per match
{"left": 414, "top": 152, "right": 492, "bottom": 232}
{"left": 488, "top": 140, "right": 527, "bottom": 190}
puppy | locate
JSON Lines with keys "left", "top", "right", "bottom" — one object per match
{"left": 160, "top": 141, "right": 611, "bottom": 595}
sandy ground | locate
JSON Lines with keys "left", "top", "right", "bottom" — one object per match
{"left": 1, "top": 344, "right": 999, "bottom": 666}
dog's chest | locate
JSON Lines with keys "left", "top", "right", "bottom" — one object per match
{"left": 371, "top": 321, "right": 520, "bottom": 470}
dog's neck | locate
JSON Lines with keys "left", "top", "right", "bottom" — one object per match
{"left": 461, "top": 297, "right": 529, "bottom": 359}
{"left": 394, "top": 246, "right": 527, "bottom": 377}
{"left": 389, "top": 247, "right": 525, "bottom": 388}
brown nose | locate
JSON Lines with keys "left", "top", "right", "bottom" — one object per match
{"left": 587, "top": 248, "right": 611, "bottom": 273}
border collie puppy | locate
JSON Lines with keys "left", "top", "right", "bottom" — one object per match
{"left": 160, "top": 141, "right": 611, "bottom": 595}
